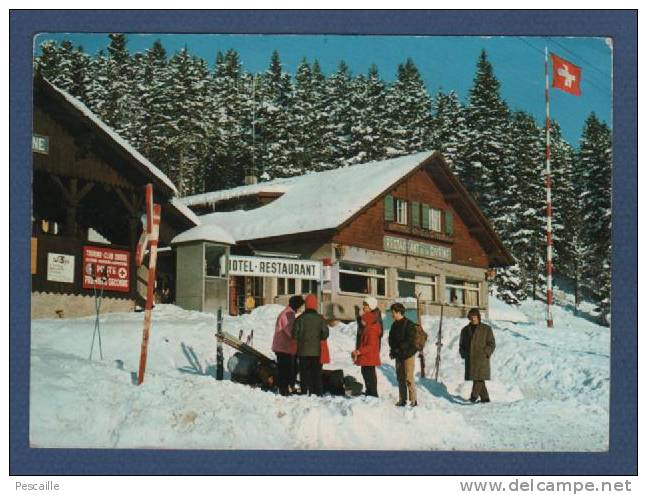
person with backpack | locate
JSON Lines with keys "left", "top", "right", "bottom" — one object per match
{"left": 293, "top": 294, "right": 329, "bottom": 397}
{"left": 351, "top": 296, "right": 382, "bottom": 397}
{"left": 271, "top": 295, "right": 304, "bottom": 396}
{"left": 388, "top": 302, "right": 418, "bottom": 407}
{"left": 459, "top": 307, "right": 496, "bottom": 403}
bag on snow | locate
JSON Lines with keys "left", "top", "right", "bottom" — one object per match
{"left": 321, "top": 369, "right": 345, "bottom": 396}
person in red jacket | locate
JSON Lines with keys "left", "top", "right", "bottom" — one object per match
{"left": 351, "top": 297, "right": 382, "bottom": 397}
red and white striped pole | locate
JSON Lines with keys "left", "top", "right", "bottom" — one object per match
{"left": 544, "top": 47, "right": 554, "bottom": 328}
{"left": 137, "top": 184, "right": 162, "bottom": 384}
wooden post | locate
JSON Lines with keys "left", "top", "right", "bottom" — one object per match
{"left": 137, "top": 184, "right": 161, "bottom": 386}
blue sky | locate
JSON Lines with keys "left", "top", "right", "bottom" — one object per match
{"left": 34, "top": 33, "right": 612, "bottom": 147}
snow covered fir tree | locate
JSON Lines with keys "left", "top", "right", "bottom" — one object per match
{"left": 33, "top": 35, "right": 613, "bottom": 324}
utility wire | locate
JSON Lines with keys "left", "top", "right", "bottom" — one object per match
{"left": 547, "top": 37, "right": 611, "bottom": 80}
{"left": 516, "top": 37, "right": 610, "bottom": 96}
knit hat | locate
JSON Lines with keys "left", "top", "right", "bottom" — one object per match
{"left": 363, "top": 296, "right": 378, "bottom": 311}
{"left": 304, "top": 294, "right": 318, "bottom": 310}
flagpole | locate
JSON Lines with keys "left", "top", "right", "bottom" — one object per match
{"left": 544, "top": 47, "right": 554, "bottom": 328}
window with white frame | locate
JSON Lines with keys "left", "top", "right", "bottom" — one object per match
{"left": 277, "top": 277, "right": 297, "bottom": 295}
{"left": 339, "top": 262, "right": 386, "bottom": 296}
{"left": 397, "top": 270, "right": 437, "bottom": 301}
{"left": 445, "top": 278, "right": 480, "bottom": 306}
{"left": 395, "top": 198, "right": 408, "bottom": 225}
{"left": 430, "top": 207, "right": 442, "bottom": 232}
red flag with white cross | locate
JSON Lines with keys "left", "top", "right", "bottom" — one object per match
{"left": 550, "top": 53, "right": 582, "bottom": 96}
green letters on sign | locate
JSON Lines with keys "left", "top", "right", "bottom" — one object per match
{"left": 444, "top": 210, "right": 454, "bottom": 235}
{"left": 384, "top": 194, "right": 394, "bottom": 221}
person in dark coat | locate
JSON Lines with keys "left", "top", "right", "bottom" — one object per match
{"left": 293, "top": 294, "right": 329, "bottom": 396}
{"left": 459, "top": 307, "right": 496, "bottom": 403}
{"left": 388, "top": 302, "right": 418, "bottom": 407}
{"left": 271, "top": 295, "right": 304, "bottom": 396}
{"left": 351, "top": 297, "right": 382, "bottom": 397}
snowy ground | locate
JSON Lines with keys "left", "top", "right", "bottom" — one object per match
{"left": 29, "top": 296, "right": 609, "bottom": 451}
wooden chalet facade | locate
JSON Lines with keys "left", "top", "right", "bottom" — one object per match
{"left": 31, "top": 75, "right": 197, "bottom": 319}
{"left": 177, "top": 152, "right": 513, "bottom": 320}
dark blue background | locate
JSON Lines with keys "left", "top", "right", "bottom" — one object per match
{"left": 10, "top": 10, "right": 637, "bottom": 475}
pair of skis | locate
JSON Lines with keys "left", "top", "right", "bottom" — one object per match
{"left": 415, "top": 294, "right": 444, "bottom": 382}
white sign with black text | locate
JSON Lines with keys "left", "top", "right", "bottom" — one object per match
{"left": 47, "top": 253, "right": 75, "bottom": 283}
{"left": 228, "top": 255, "right": 322, "bottom": 281}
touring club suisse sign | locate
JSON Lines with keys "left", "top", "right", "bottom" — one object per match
{"left": 383, "top": 235, "right": 452, "bottom": 262}
{"left": 228, "top": 255, "right": 322, "bottom": 280}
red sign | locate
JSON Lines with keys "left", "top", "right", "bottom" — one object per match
{"left": 83, "top": 246, "right": 131, "bottom": 293}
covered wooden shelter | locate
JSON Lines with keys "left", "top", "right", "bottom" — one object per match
{"left": 31, "top": 74, "right": 198, "bottom": 318}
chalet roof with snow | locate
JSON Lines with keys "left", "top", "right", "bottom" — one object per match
{"left": 176, "top": 151, "right": 514, "bottom": 266}
{"left": 34, "top": 75, "right": 197, "bottom": 230}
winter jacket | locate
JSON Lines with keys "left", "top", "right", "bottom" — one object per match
{"left": 271, "top": 306, "right": 297, "bottom": 355}
{"left": 293, "top": 309, "right": 330, "bottom": 357}
{"left": 356, "top": 310, "right": 382, "bottom": 367}
{"left": 320, "top": 340, "right": 331, "bottom": 365}
{"left": 459, "top": 323, "right": 496, "bottom": 381}
{"left": 388, "top": 317, "right": 418, "bottom": 360}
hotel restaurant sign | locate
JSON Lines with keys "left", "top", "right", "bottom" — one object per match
{"left": 384, "top": 235, "right": 452, "bottom": 262}
{"left": 228, "top": 255, "right": 322, "bottom": 280}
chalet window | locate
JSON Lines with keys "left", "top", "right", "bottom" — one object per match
{"left": 205, "top": 245, "right": 227, "bottom": 278}
{"left": 395, "top": 199, "right": 408, "bottom": 225}
{"left": 411, "top": 201, "right": 421, "bottom": 227}
{"left": 277, "top": 278, "right": 296, "bottom": 295}
{"left": 384, "top": 194, "right": 395, "bottom": 221}
{"left": 397, "top": 270, "right": 437, "bottom": 301}
{"left": 445, "top": 278, "right": 480, "bottom": 306}
{"left": 339, "top": 262, "right": 386, "bottom": 297}
{"left": 430, "top": 208, "right": 442, "bottom": 232}
{"left": 301, "top": 279, "right": 320, "bottom": 295}
{"left": 444, "top": 210, "right": 454, "bottom": 236}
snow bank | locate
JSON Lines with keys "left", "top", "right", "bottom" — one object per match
{"left": 30, "top": 296, "right": 609, "bottom": 451}
{"left": 487, "top": 296, "right": 529, "bottom": 323}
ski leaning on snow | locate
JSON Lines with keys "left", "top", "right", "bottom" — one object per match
{"left": 416, "top": 293, "right": 426, "bottom": 378}
{"left": 136, "top": 184, "right": 161, "bottom": 386}
{"left": 216, "top": 308, "right": 224, "bottom": 380}
{"left": 433, "top": 303, "right": 444, "bottom": 382}
{"left": 216, "top": 330, "right": 276, "bottom": 367}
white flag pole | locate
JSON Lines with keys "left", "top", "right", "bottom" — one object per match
{"left": 545, "top": 47, "right": 554, "bottom": 328}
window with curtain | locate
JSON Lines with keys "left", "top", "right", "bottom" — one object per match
{"left": 445, "top": 278, "right": 480, "bottom": 306}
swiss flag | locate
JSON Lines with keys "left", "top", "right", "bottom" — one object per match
{"left": 551, "top": 53, "right": 582, "bottom": 96}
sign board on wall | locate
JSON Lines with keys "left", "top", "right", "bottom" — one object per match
{"left": 47, "top": 253, "right": 75, "bottom": 283}
{"left": 228, "top": 255, "right": 323, "bottom": 281}
{"left": 384, "top": 235, "right": 452, "bottom": 262}
{"left": 32, "top": 134, "right": 49, "bottom": 154}
{"left": 82, "top": 246, "right": 131, "bottom": 293}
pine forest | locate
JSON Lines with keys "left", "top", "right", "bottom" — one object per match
{"left": 34, "top": 34, "right": 613, "bottom": 324}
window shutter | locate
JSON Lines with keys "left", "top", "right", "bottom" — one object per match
{"left": 444, "top": 210, "right": 454, "bottom": 236}
{"left": 384, "top": 194, "right": 394, "bottom": 221}
{"left": 412, "top": 202, "right": 420, "bottom": 227}
{"left": 422, "top": 204, "right": 430, "bottom": 230}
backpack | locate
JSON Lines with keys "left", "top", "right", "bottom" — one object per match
{"left": 413, "top": 323, "right": 428, "bottom": 351}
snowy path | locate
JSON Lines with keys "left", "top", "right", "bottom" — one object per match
{"left": 29, "top": 298, "right": 609, "bottom": 451}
